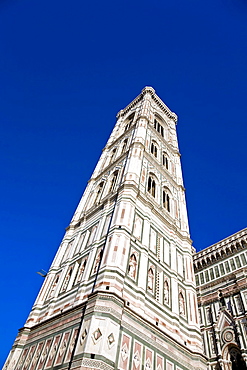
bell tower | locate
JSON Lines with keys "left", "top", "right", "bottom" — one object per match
{"left": 4, "top": 87, "right": 207, "bottom": 370}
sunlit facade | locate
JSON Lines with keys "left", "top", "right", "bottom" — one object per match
{"left": 4, "top": 88, "right": 247, "bottom": 370}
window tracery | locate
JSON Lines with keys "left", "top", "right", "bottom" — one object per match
{"left": 124, "top": 113, "right": 134, "bottom": 131}
{"left": 94, "top": 182, "right": 104, "bottom": 204}
{"left": 147, "top": 175, "right": 156, "bottom": 198}
{"left": 163, "top": 188, "right": 170, "bottom": 212}
{"left": 150, "top": 141, "right": 158, "bottom": 158}
{"left": 154, "top": 118, "right": 164, "bottom": 137}
{"left": 162, "top": 152, "right": 169, "bottom": 170}
{"left": 121, "top": 139, "right": 128, "bottom": 154}
{"left": 109, "top": 170, "right": 119, "bottom": 193}
{"left": 110, "top": 148, "right": 117, "bottom": 164}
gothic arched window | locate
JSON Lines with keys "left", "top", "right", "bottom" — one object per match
{"left": 110, "top": 148, "right": 117, "bottom": 164}
{"left": 150, "top": 142, "right": 158, "bottom": 158}
{"left": 154, "top": 118, "right": 164, "bottom": 138}
{"left": 162, "top": 152, "right": 169, "bottom": 170}
{"left": 229, "top": 346, "right": 247, "bottom": 370}
{"left": 163, "top": 188, "right": 170, "bottom": 212}
{"left": 147, "top": 176, "right": 156, "bottom": 198}
{"left": 121, "top": 138, "right": 128, "bottom": 154}
{"left": 109, "top": 170, "right": 119, "bottom": 193}
{"left": 124, "top": 113, "right": 134, "bottom": 131}
{"left": 95, "top": 182, "right": 104, "bottom": 204}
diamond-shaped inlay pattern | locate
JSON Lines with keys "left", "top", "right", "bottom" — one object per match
{"left": 121, "top": 343, "right": 128, "bottom": 361}
{"left": 80, "top": 329, "right": 88, "bottom": 345}
{"left": 107, "top": 333, "right": 115, "bottom": 348}
{"left": 133, "top": 350, "right": 140, "bottom": 367}
{"left": 92, "top": 328, "right": 102, "bottom": 344}
{"left": 145, "top": 358, "right": 152, "bottom": 369}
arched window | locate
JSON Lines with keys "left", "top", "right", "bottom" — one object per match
{"left": 154, "top": 118, "right": 164, "bottom": 138}
{"left": 95, "top": 182, "right": 104, "bottom": 204}
{"left": 124, "top": 113, "right": 134, "bottom": 131}
{"left": 110, "top": 148, "right": 117, "bottom": 164}
{"left": 150, "top": 142, "right": 158, "bottom": 158}
{"left": 162, "top": 152, "right": 169, "bottom": 170}
{"left": 109, "top": 170, "right": 119, "bottom": 193}
{"left": 229, "top": 346, "right": 247, "bottom": 370}
{"left": 147, "top": 176, "right": 156, "bottom": 198}
{"left": 163, "top": 188, "right": 170, "bottom": 212}
{"left": 121, "top": 138, "right": 128, "bottom": 154}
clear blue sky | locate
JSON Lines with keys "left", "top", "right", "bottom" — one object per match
{"left": 1, "top": 0, "right": 247, "bottom": 366}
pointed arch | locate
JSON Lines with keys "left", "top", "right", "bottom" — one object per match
{"left": 121, "top": 138, "right": 128, "bottom": 154}
{"left": 222, "top": 345, "right": 247, "bottom": 370}
{"left": 110, "top": 148, "right": 117, "bottom": 164}
{"left": 150, "top": 140, "right": 158, "bottom": 158}
{"left": 162, "top": 187, "right": 171, "bottom": 212}
{"left": 109, "top": 170, "right": 119, "bottom": 193}
{"left": 162, "top": 152, "right": 169, "bottom": 170}
{"left": 147, "top": 174, "right": 156, "bottom": 198}
{"left": 154, "top": 115, "right": 165, "bottom": 138}
{"left": 124, "top": 113, "right": 134, "bottom": 131}
{"left": 94, "top": 181, "right": 104, "bottom": 204}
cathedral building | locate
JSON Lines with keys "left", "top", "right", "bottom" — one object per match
{"left": 3, "top": 88, "right": 247, "bottom": 370}
{"left": 194, "top": 228, "right": 247, "bottom": 369}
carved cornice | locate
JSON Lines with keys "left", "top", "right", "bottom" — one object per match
{"left": 116, "top": 87, "right": 177, "bottom": 122}
{"left": 193, "top": 228, "right": 247, "bottom": 271}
